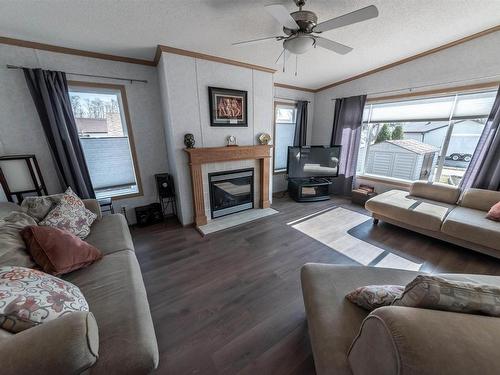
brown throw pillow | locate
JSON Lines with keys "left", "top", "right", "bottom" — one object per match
{"left": 486, "top": 201, "right": 500, "bottom": 222}
{"left": 21, "top": 225, "right": 102, "bottom": 276}
{"left": 392, "top": 275, "right": 500, "bottom": 317}
{"left": 346, "top": 285, "right": 405, "bottom": 311}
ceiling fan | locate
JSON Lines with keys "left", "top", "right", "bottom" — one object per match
{"left": 233, "top": 0, "right": 378, "bottom": 60}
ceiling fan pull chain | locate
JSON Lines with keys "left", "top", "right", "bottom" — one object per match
{"left": 283, "top": 50, "right": 286, "bottom": 73}
{"left": 295, "top": 55, "right": 298, "bottom": 76}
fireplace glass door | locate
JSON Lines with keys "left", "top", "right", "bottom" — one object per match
{"left": 209, "top": 168, "right": 254, "bottom": 219}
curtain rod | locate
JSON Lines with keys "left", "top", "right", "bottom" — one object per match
{"left": 6, "top": 64, "right": 148, "bottom": 84}
{"left": 330, "top": 74, "right": 500, "bottom": 100}
{"left": 274, "top": 96, "right": 311, "bottom": 103}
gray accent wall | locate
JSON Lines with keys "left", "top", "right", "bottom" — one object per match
{"left": 158, "top": 52, "right": 274, "bottom": 225}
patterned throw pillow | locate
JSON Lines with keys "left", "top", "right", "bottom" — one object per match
{"left": 0, "top": 266, "right": 89, "bottom": 333}
{"left": 39, "top": 188, "right": 96, "bottom": 239}
{"left": 346, "top": 285, "right": 405, "bottom": 311}
{"left": 393, "top": 275, "right": 500, "bottom": 316}
{"left": 20, "top": 193, "right": 64, "bottom": 222}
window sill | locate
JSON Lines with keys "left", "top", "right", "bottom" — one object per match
{"left": 356, "top": 174, "right": 412, "bottom": 189}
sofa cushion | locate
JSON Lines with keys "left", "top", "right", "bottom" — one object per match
{"left": 84, "top": 214, "right": 134, "bottom": 256}
{"left": 442, "top": 206, "right": 500, "bottom": 250}
{"left": 21, "top": 225, "right": 103, "bottom": 276}
{"left": 0, "top": 211, "right": 37, "bottom": 268}
{"left": 365, "top": 190, "right": 453, "bottom": 231}
{"left": 300, "top": 264, "right": 420, "bottom": 375}
{"left": 64, "top": 250, "right": 158, "bottom": 374}
{"left": 0, "top": 266, "right": 89, "bottom": 333}
{"left": 409, "top": 181, "right": 461, "bottom": 204}
{"left": 460, "top": 188, "right": 500, "bottom": 212}
{"left": 0, "top": 202, "right": 21, "bottom": 219}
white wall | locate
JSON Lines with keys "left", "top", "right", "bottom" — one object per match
{"left": 311, "top": 31, "right": 500, "bottom": 192}
{"left": 0, "top": 44, "right": 169, "bottom": 223}
{"left": 158, "top": 52, "right": 274, "bottom": 225}
{"left": 272, "top": 86, "right": 315, "bottom": 193}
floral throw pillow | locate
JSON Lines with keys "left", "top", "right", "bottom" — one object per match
{"left": 0, "top": 266, "right": 89, "bottom": 333}
{"left": 346, "top": 285, "right": 405, "bottom": 311}
{"left": 39, "top": 187, "right": 96, "bottom": 239}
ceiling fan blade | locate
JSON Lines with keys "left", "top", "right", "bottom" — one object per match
{"left": 315, "top": 37, "right": 353, "bottom": 55}
{"left": 265, "top": 4, "right": 299, "bottom": 30}
{"left": 232, "top": 36, "right": 280, "bottom": 46}
{"left": 314, "top": 5, "right": 378, "bottom": 33}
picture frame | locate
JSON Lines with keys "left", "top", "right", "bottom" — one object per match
{"left": 208, "top": 87, "right": 248, "bottom": 127}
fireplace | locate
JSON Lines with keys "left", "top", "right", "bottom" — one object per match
{"left": 209, "top": 168, "right": 254, "bottom": 219}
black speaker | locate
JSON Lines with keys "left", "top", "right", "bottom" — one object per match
{"left": 155, "top": 173, "right": 175, "bottom": 198}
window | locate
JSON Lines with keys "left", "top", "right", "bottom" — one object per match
{"left": 357, "top": 89, "right": 497, "bottom": 185}
{"left": 69, "top": 83, "right": 141, "bottom": 199}
{"left": 274, "top": 103, "right": 297, "bottom": 172}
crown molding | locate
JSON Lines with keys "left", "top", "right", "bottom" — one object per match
{"left": 0, "top": 36, "right": 156, "bottom": 66}
{"left": 273, "top": 82, "right": 316, "bottom": 93}
{"left": 156, "top": 44, "right": 276, "bottom": 73}
{"left": 316, "top": 24, "right": 500, "bottom": 92}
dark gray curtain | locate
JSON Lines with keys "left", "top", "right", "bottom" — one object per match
{"left": 23, "top": 68, "right": 95, "bottom": 199}
{"left": 330, "top": 95, "right": 367, "bottom": 195}
{"left": 460, "top": 86, "right": 500, "bottom": 191}
{"left": 293, "top": 100, "right": 308, "bottom": 146}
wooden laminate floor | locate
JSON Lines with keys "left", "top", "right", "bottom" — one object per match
{"left": 132, "top": 195, "right": 500, "bottom": 375}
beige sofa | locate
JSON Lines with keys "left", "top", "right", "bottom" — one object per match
{"left": 365, "top": 181, "right": 500, "bottom": 257}
{"left": 0, "top": 200, "right": 159, "bottom": 374}
{"left": 301, "top": 263, "right": 500, "bottom": 375}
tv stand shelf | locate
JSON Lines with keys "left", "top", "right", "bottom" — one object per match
{"left": 288, "top": 178, "right": 332, "bottom": 202}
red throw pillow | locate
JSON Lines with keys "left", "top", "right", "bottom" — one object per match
{"left": 21, "top": 226, "right": 103, "bottom": 276}
{"left": 486, "top": 201, "right": 500, "bottom": 222}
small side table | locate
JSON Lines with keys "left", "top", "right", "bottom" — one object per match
{"left": 98, "top": 198, "right": 114, "bottom": 215}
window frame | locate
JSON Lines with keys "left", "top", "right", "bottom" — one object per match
{"left": 273, "top": 101, "right": 298, "bottom": 174}
{"left": 68, "top": 81, "right": 143, "bottom": 200}
{"left": 357, "top": 83, "right": 499, "bottom": 185}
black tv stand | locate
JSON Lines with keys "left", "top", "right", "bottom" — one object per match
{"left": 288, "top": 177, "right": 332, "bottom": 202}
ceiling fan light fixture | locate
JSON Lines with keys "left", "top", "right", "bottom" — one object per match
{"left": 283, "top": 35, "right": 315, "bottom": 54}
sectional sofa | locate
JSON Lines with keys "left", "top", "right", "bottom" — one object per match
{"left": 365, "top": 181, "right": 500, "bottom": 257}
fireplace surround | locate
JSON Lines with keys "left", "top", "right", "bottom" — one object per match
{"left": 185, "top": 145, "right": 272, "bottom": 227}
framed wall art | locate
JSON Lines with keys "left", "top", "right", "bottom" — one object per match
{"left": 208, "top": 87, "right": 247, "bottom": 127}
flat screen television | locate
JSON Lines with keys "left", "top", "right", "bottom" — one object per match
{"left": 287, "top": 145, "right": 341, "bottom": 179}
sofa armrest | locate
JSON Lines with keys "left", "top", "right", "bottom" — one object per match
{"left": 348, "top": 306, "right": 500, "bottom": 375}
{"left": 0, "top": 311, "right": 99, "bottom": 375}
{"left": 83, "top": 199, "right": 102, "bottom": 220}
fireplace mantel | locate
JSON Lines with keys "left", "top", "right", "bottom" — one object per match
{"left": 185, "top": 145, "right": 272, "bottom": 227}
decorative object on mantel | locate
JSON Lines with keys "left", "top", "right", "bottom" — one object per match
{"left": 258, "top": 133, "right": 272, "bottom": 145}
{"left": 184, "top": 133, "right": 196, "bottom": 148}
{"left": 226, "top": 135, "right": 238, "bottom": 147}
{"left": 0, "top": 154, "right": 47, "bottom": 203}
{"left": 209, "top": 87, "right": 248, "bottom": 127}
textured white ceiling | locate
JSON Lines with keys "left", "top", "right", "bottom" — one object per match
{"left": 0, "top": 0, "right": 499, "bottom": 89}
